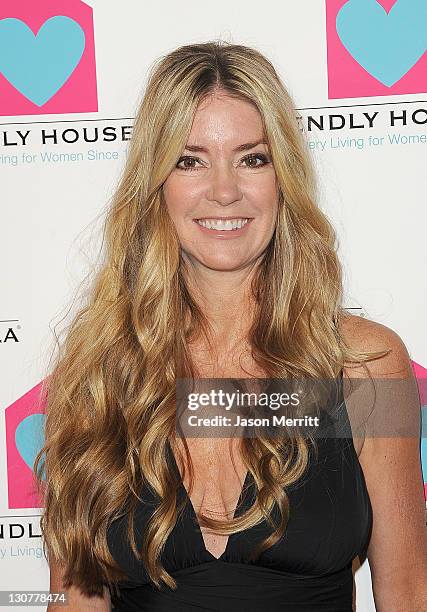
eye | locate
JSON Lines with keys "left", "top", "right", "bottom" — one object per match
{"left": 240, "top": 153, "right": 271, "bottom": 168}
{"left": 176, "top": 156, "right": 203, "bottom": 171}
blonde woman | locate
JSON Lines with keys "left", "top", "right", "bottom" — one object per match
{"left": 36, "top": 41, "right": 427, "bottom": 611}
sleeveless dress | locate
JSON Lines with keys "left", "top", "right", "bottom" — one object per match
{"left": 106, "top": 375, "right": 373, "bottom": 611}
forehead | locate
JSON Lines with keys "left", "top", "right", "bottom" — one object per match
{"left": 187, "top": 93, "right": 265, "bottom": 146}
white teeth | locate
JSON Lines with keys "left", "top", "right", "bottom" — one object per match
{"left": 196, "top": 218, "right": 249, "bottom": 230}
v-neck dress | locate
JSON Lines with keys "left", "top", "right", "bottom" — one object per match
{"left": 106, "top": 375, "right": 372, "bottom": 611}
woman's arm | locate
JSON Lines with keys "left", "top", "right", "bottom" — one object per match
{"left": 47, "top": 560, "right": 111, "bottom": 611}
{"left": 343, "top": 316, "right": 427, "bottom": 612}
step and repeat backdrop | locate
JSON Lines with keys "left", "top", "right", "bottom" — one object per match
{"left": 1, "top": 1, "right": 426, "bottom": 610}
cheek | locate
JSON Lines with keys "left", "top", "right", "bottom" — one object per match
{"left": 244, "top": 173, "right": 278, "bottom": 210}
{"left": 163, "top": 178, "right": 200, "bottom": 216}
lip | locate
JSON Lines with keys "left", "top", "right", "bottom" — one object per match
{"left": 193, "top": 216, "right": 254, "bottom": 221}
{"left": 192, "top": 217, "right": 254, "bottom": 239}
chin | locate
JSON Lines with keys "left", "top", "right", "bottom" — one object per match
{"left": 201, "top": 259, "right": 249, "bottom": 271}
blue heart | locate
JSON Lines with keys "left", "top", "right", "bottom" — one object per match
{"left": 0, "top": 16, "right": 85, "bottom": 106}
{"left": 336, "top": 0, "right": 427, "bottom": 87}
{"left": 421, "top": 406, "right": 427, "bottom": 485}
{"left": 15, "top": 413, "right": 46, "bottom": 479}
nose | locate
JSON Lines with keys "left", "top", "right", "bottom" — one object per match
{"left": 207, "top": 163, "right": 243, "bottom": 206}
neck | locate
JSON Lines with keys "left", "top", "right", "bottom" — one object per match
{"left": 182, "top": 258, "right": 258, "bottom": 351}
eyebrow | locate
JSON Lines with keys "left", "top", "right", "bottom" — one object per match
{"left": 183, "top": 139, "right": 268, "bottom": 153}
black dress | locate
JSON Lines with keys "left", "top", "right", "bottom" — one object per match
{"left": 107, "top": 376, "right": 373, "bottom": 611}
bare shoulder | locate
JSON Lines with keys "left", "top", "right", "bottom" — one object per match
{"left": 338, "top": 317, "right": 427, "bottom": 608}
{"left": 339, "top": 312, "right": 413, "bottom": 378}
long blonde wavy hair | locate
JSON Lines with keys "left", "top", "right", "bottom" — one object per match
{"left": 34, "top": 40, "right": 389, "bottom": 597}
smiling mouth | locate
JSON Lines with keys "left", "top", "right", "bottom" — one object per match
{"left": 194, "top": 218, "right": 253, "bottom": 231}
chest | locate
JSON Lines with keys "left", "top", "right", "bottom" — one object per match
{"left": 176, "top": 349, "right": 363, "bottom": 558}
{"left": 172, "top": 345, "right": 264, "bottom": 557}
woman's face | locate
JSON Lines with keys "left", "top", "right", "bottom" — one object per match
{"left": 163, "top": 91, "right": 279, "bottom": 272}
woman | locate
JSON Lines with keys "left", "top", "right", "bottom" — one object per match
{"left": 35, "top": 41, "right": 427, "bottom": 611}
